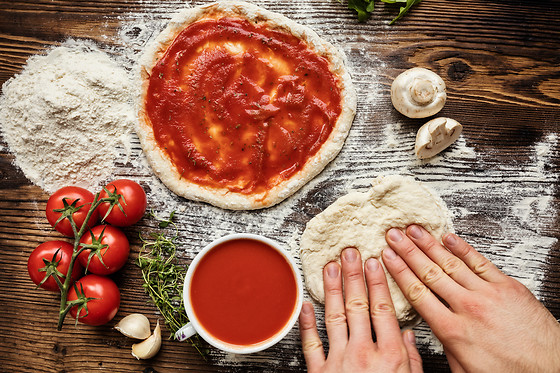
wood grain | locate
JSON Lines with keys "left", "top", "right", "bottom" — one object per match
{"left": 1, "top": 0, "right": 559, "bottom": 372}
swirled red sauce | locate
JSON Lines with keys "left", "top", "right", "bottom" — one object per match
{"left": 190, "top": 238, "right": 298, "bottom": 345}
{"left": 145, "top": 17, "right": 342, "bottom": 195}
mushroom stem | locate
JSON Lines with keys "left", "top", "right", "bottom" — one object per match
{"left": 415, "top": 117, "right": 463, "bottom": 159}
{"left": 410, "top": 78, "right": 436, "bottom": 105}
{"left": 391, "top": 67, "right": 447, "bottom": 118}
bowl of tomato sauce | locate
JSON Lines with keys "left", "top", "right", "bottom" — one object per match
{"left": 175, "top": 233, "right": 303, "bottom": 354}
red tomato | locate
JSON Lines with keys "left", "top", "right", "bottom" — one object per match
{"left": 78, "top": 225, "right": 130, "bottom": 275}
{"left": 68, "top": 274, "right": 120, "bottom": 326}
{"left": 46, "top": 186, "right": 99, "bottom": 237}
{"left": 27, "top": 241, "right": 82, "bottom": 292}
{"left": 98, "top": 179, "right": 147, "bottom": 227}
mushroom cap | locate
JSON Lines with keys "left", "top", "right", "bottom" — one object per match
{"left": 415, "top": 117, "right": 463, "bottom": 159}
{"left": 391, "top": 67, "right": 447, "bottom": 118}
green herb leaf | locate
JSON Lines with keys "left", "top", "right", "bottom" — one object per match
{"left": 345, "top": 0, "right": 422, "bottom": 24}
{"left": 381, "top": 0, "right": 422, "bottom": 24}
{"left": 138, "top": 211, "right": 206, "bottom": 359}
{"left": 347, "top": 0, "right": 374, "bottom": 22}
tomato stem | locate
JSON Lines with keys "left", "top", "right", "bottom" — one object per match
{"left": 56, "top": 192, "right": 112, "bottom": 331}
{"left": 37, "top": 248, "right": 66, "bottom": 291}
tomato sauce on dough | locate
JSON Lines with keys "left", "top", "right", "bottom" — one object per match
{"left": 189, "top": 238, "right": 298, "bottom": 346}
{"left": 145, "top": 17, "right": 343, "bottom": 195}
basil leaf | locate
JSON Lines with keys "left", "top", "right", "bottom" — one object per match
{"left": 347, "top": 0, "right": 374, "bottom": 22}
{"left": 345, "top": 0, "right": 422, "bottom": 23}
{"left": 383, "top": 0, "right": 423, "bottom": 24}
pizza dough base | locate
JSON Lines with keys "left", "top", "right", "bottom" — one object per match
{"left": 300, "top": 175, "right": 454, "bottom": 324}
{"left": 136, "top": 1, "right": 357, "bottom": 210}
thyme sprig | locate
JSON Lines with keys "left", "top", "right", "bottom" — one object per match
{"left": 137, "top": 211, "right": 206, "bottom": 358}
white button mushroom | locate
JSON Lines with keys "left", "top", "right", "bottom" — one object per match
{"left": 391, "top": 67, "right": 447, "bottom": 118}
{"left": 415, "top": 117, "right": 462, "bottom": 159}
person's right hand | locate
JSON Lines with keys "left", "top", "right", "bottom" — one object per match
{"left": 383, "top": 224, "right": 560, "bottom": 373}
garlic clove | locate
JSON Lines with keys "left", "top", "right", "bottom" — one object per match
{"left": 415, "top": 117, "right": 463, "bottom": 159}
{"left": 132, "top": 319, "right": 161, "bottom": 360}
{"left": 115, "top": 313, "right": 152, "bottom": 340}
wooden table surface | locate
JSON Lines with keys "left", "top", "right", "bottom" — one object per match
{"left": 1, "top": 0, "right": 559, "bottom": 372}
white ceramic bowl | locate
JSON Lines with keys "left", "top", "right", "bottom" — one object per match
{"left": 175, "top": 233, "right": 303, "bottom": 354}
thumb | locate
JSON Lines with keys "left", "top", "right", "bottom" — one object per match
{"left": 403, "top": 329, "right": 423, "bottom": 373}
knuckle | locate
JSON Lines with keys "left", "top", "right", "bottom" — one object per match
{"left": 345, "top": 268, "right": 364, "bottom": 283}
{"left": 299, "top": 317, "right": 316, "bottom": 331}
{"left": 366, "top": 275, "right": 384, "bottom": 288}
{"left": 441, "top": 256, "right": 463, "bottom": 275}
{"left": 438, "top": 319, "right": 464, "bottom": 341}
{"left": 473, "top": 257, "right": 493, "bottom": 275}
{"left": 388, "top": 259, "right": 409, "bottom": 277}
{"left": 498, "top": 277, "right": 528, "bottom": 298}
{"left": 302, "top": 339, "right": 323, "bottom": 353}
{"left": 383, "top": 346, "right": 408, "bottom": 368}
{"left": 325, "top": 286, "right": 343, "bottom": 298}
{"left": 410, "top": 353, "right": 423, "bottom": 367}
{"left": 402, "top": 243, "right": 418, "bottom": 258}
{"left": 421, "top": 265, "right": 443, "bottom": 286}
{"left": 459, "top": 296, "right": 489, "bottom": 321}
{"left": 325, "top": 311, "right": 347, "bottom": 326}
{"left": 370, "top": 301, "right": 396, "bottom": 318}
{"left": 455, "top": 241, "right": 472, "bottom": 257}
{"left": 421, "top": 239, "right": 439, "bottom": 253}
{"left": 346, "top": 297, "right": 370, "bottom": 314}
{"left": 509, "top": 278, "right": 529, "bottom": 295}
{"left": 352, "top": 346, "right": 373, "bottom": 369}
{"left": 462, "top": 300, "right": 483, "bottom": 315}
{"left": 407, "top": 281, "right": 429, "bottom": 305}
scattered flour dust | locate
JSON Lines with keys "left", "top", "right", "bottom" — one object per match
{"left": 0, "top": 1, "right": 557, "bottom": 367}
{"left": 0, "top": 39, "right": 135, "bottom": 193}
{"left": 113, "top": 5, "right": 559, "bottom": 363}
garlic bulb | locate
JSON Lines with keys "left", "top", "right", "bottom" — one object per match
{"left": 132, "top": 320, "right": 161, "bottom": 360}
{"left": 391, "top": 67, "right": 447, "bottom": 118}
{"left": 115, "top": 313, "right": 152, "bottom": 340}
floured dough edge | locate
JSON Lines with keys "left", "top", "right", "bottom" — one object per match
{"left": 136, "top": 0, "right": 357, "bottom": 210}
{"left": 300, "top": 175, "right": 454, "bottom": 325}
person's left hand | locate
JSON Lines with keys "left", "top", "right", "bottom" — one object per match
{"left": 298, "top": 247, "right": 423, "bottom": 373}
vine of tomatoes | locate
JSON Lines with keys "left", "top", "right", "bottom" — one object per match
{"left": 27, "top": 179, "right": 147, "bottom": 329}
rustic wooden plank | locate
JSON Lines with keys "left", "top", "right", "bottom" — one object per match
{"left": 0, "top": 0, "right": 559, "bottom": 372}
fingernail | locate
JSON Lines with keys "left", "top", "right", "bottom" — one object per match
{"left": 408, "top": 225, "right": 423, "bottom": 239}
{"left": 388, "top": 228, "right": 403, "bottom": 242}
{"left": 366, "top": 258, "right": 379, "bottom": 271}
{"left": 383, "top": 247, "right": 397, "bottom": 260}
{"left": 406, "top": 330, "right": 415, "bottom": 344}
{"left": 301, "top": 302, "right": 313, "bottom": 315}
{"left": 444, "top": 233, "right": 457, "bottom": 247}
{"left": 343, "top": 248, "right": 357, "bottom": 263}
{"left": 326, "top": 262, "right": 339, "bottom": 278}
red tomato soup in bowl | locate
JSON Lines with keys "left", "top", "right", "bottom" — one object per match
{"left": 182, "top": 234, "right": 303, "bottom": 353}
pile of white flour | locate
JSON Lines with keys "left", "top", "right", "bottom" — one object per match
{"left": 0, "top": 40, "right": 135, "bottom": 193}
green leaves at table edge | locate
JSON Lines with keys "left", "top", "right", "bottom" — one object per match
{"left": 344, "top": 0, "right": 423, "bottom": 24}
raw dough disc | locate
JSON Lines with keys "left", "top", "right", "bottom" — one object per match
{"left": 300, "top": 174, "right": 454, "bottom": 323}
{"left": 136, "top": 1, "right": 356, "bottom": 210}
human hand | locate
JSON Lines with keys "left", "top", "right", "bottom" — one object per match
{"left": 299, "top": 247, "right": 423, "bottom": 373}
{"left": 383, "top": 225, "right": 560, "bottom": 373}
